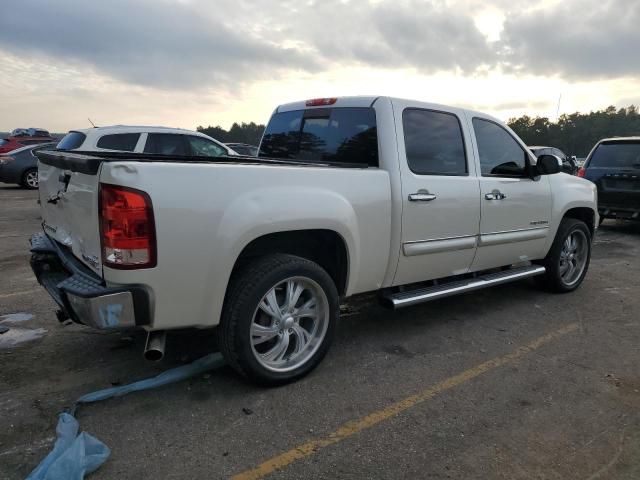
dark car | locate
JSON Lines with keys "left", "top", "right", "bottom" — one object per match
{"left": 0, "top": 138, "right": 27, "bottom": 154}
{"left": 579, "top": 137, "right": 640, "bottom": 223}
{"left": 530, "top": 146, "right": 577, "bottom": 175}
{"left": 225, "top": 142, "right": 258, "bottom": 156}
{"left": 0, "top": 142, "right": 56, "bottom": 189}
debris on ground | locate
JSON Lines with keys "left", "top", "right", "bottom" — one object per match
{"left": 26, "top": 353, "right": 226, "bottom": 479}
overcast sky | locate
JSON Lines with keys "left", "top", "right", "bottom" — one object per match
{"left": 0, "top": 0, "right": 638, "bottom": 132}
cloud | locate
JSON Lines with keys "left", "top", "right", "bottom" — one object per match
{"left": 0, "top": 0, "right": 318, "bottom": 89}
{"left": 0, "top": 0, "right": 496, "bottom": 90}
{"left": 500, "top": 0, "right": 640, "bottom": 79}
{"left": 240, "top": 0, "right": 495, "bottom": 73}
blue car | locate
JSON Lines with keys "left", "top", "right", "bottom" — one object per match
{"left": 579, "top": 137, "right": 640, "bottom": 224}
{"left": 0, "top": 142, "right": 56, "bottom": 189}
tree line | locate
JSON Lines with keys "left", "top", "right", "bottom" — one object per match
{"left": 197, "top": 122, "right": 265, "bottom": 146}
{"left": 197, "top": 105, "right": 640, "bottom": 157}
{"left": 507, "top": 105, "right": 640, "bottom": 157}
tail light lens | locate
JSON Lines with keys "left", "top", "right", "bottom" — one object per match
{"left": 577, "top": 167, "right": 586, "bottom": 177}
{"left": 99, "top": 183, "right": 156, "bottom": 269}
{"left": 0, "top": 155, "right": 15, "bottom": 165}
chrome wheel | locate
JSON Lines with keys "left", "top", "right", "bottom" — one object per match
{"left": 250, "top": 276, "right": 329, "bottom": 373}
{"left": 559, "top": 230, "right": 588, "bottom": 286}
{"left": 24, "top": 170, "right": 38, "bottom": 189}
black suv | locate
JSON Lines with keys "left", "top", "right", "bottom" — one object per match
{"left": 580, "top": 137, "right": 640, "bottom": 223}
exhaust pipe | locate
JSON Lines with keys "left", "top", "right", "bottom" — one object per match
{"left": 144, "top": 330, "right": 166, "bottom": 361}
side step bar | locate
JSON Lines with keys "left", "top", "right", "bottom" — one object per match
{"left": 382, "top": 265, "right": 546, "bottom": 309}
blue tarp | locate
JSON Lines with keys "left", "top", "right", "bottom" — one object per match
{"left": 26, "top": 353, "right": 225, "bottom": 480}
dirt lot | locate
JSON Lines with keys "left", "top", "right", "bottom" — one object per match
{"left": 1, "top": 183, "right": 639, "bottom": 480}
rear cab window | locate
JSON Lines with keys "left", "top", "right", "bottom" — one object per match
{"left": 259, "top": 107, "right": 378, "bottom": 167}
{"left": 96, "top": 133, "right": 140, "bottom": 151}
{"left": 588, "top": 141, "right": 640, "bottom": 169}
{"left": 57, "top": 131, "right": 87, "bottom": 150}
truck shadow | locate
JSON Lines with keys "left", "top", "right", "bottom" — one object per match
{"left": 598, "top": 219, "right": 640, "bottom": 236}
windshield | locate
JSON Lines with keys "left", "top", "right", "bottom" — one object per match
{"left": 589, "top": 141, "right": 640, "bottom": 169}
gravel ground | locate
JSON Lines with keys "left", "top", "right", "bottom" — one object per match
{"left": 1, "top": 183, "right": 638, "bottom": 480}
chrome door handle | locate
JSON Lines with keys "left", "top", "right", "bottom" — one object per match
{"left": 408, "top": 191, "right": 437, "bottom": 202}
{"left": 485, "top": 190, "right": 507, "bottom": 200}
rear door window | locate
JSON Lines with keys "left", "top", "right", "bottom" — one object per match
{"left": 260, "top": 107, "right": 378, "bottom": 167}
{"left": 588, "top": 142, "right": 640, "bottom": 169}
{"left": 96, "top": 133, "right": 140, "bottom": 151}
{"left": 57, "top": 131, "right": 86, "bottom": 150}
{"left": 144, "top": 134, "right": 187, "bottom": 155}
{"left": 185, "top": 136, "right": 226, "bottom": 157}
{"left": 402, "top": 108, "right": 467, "bottom": 175}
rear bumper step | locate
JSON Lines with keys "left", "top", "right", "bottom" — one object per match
{"left": 382, "top": 265, "right": 546, "bottom": 309}
{"left": 30, "top": 232, "right": 151, "bottom": 329}
{"left": 599, "top": 207, "right": 640, "bottom": 220}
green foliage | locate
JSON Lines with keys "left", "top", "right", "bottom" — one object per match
{"left": 197, "top": 122, "right": 265, "bottom": 146}
{"left": 508, "top": 106, "right": 640, "bottom": 157}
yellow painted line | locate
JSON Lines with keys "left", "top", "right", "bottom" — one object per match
{"left": 232, "top": 322, "right": 579, "bottom": 480}
{"left": 0, "top": 289, "right": 39, "bottom": 300}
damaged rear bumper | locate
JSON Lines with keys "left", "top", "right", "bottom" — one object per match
{"left": 29, "top": 232, "right": 151, "bottom": 329}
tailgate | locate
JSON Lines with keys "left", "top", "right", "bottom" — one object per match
{"left": 597, "top": 171, "right": 640, "bottom": 208}
{"left": 37, "top": 156, "right": 103, "bottom": 276}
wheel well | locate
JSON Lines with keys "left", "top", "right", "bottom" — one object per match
{"left": 233, "top": 230, "right": 349, "bottom": 295}
{"left": 563, "top": 207, "right": 595, "bottom": 237}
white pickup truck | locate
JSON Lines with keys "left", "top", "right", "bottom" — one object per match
{"left": 31, "top": 96, "right": 598, "bottom": 385}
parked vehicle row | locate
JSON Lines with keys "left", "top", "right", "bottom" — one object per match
{"left": 30, "top": 96, "right": 598, "bottom": 386}
{"left": 0, "top": 127, "right": 55, "bottom": 154}
{"left": 0, "top": 126, "right": 262, "bottom": 188}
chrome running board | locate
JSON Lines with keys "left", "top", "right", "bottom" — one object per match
{"left": 383, "top": 265, "right": 546, "bottom": 309}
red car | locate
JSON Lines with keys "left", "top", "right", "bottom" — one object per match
{"left": 0, "top": 135, "right": 55, "bottom": 154}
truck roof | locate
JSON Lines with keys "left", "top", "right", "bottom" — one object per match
{"left": 69, "top": 125, "right": 201, "bottom": 135}
{"left": 274, "top": 96, "right": 503, "bottom": 123}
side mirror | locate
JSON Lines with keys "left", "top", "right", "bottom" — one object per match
{"left": 535, "top": 154, "right": 562, "bottom": 175}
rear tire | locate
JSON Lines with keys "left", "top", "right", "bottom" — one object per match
{"left": 21, "top": 168, "right": 39, "bottom": 189}
{"left": 218, "top": 254, "right": 339, "bottom": 386}
{"left": 535, "top": 218, "right": 591, "bottom": 293}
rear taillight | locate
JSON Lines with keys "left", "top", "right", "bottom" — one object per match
{"left": 305, "top": 98, "right": 337, "bottom": 107}
{"left": 99, "top": 183, "right": 156, "bottom": 269}
{"left": 0, "top": 155, "right": 15, "bottom": 165}
{"left": 577, "top": 167, "right": 586, "bottom": 177}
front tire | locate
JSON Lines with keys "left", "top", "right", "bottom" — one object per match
{"left": 536, "top": 218, "right": 591, "bottom": 293}
{"left": 219, "top": 254, "right": 339, "bottom": 386}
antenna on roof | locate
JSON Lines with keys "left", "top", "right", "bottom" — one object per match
{"left": 88, "top": 118, "right": 97, "bottom": 128}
